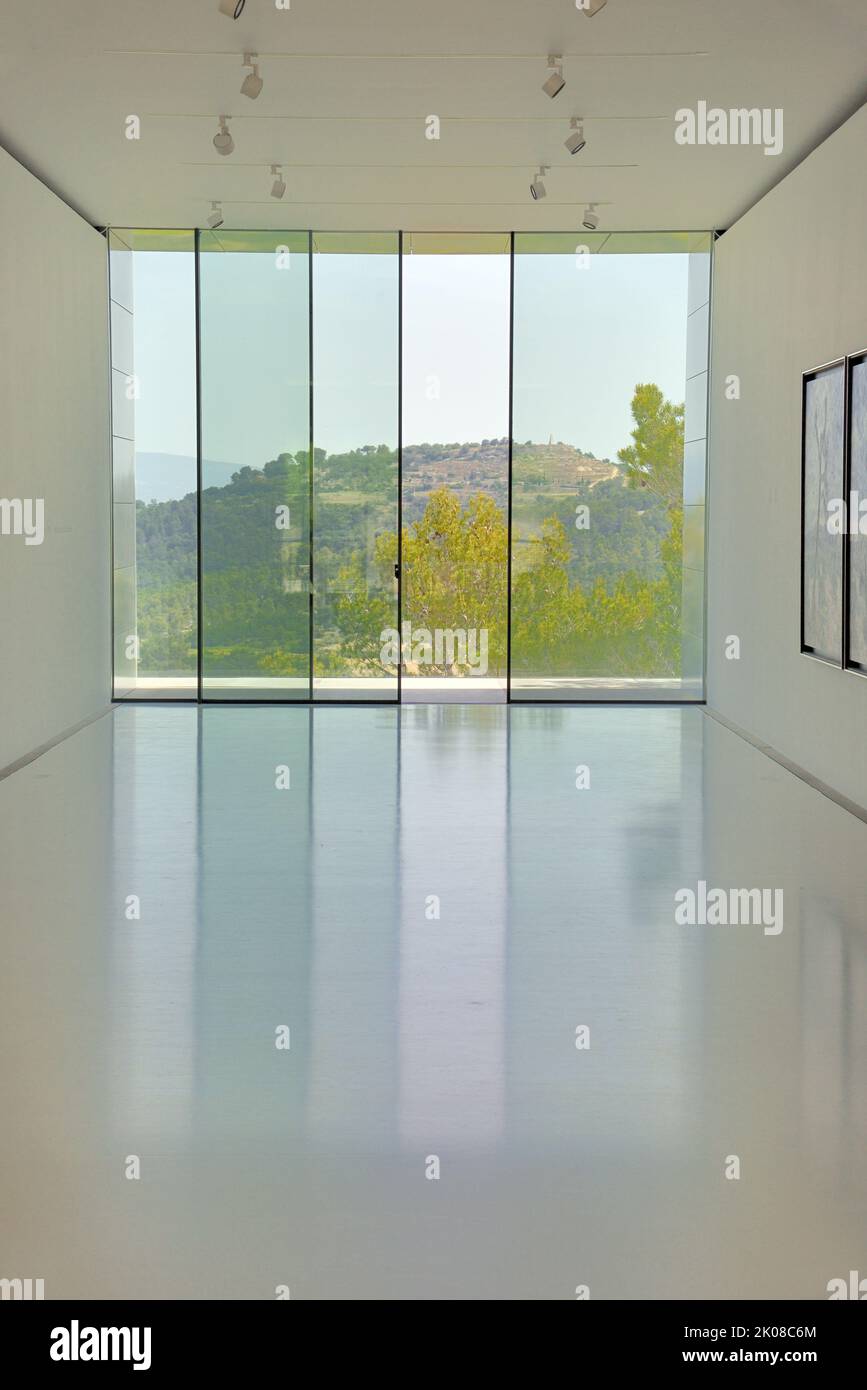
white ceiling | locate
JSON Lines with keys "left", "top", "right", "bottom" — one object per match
{"left": 0, "top": 0, "right": 864, "bottom": 232}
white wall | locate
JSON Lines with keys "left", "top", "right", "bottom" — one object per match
{"left": 707, "top": 102, "right": 867, "bottom": 810}
{"left": 0, "top": 144, "right": 110, "bottom": 771}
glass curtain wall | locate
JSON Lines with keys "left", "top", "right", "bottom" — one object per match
{"left": 110, "top": 229, "right": 711, "bottom": 703}
{"left": 109, "top": 230, "right": 197, "bottom": 699}
{"left": 510, "top": 232, "right": 711, "bottom": 700}
{"left": 401, "top": 233, "right": 511, "bottom": 702}
{"left": 312, "top": 233, "right": 399, "bottom": 700}
{"left": 199, "top": 231, "right": 311, "bottom": 700}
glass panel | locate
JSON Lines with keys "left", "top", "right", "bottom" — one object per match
{"left": 200, "top": 231, "right": 311, "bottom": 700}
{"left": 312, "top": 232, "right": 399, "bottom": 700}
{"left": 400, "top": 233, "right": 510, "bottom": 702}
{"left": 511, "top": 232, "right": 712, "bottom": 700}
{"left": 111, "top": 227, "right": 714, "bottom": 705}
{"left": 109, "top": 230, "right": 198, "bottom": 700}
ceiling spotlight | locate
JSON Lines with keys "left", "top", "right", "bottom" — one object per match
{"left": 218, "top": 0, "right": 246, "bottom": 17}
{"left": 583, "top": 203, "right": 600, "bottom": 231}
{"left": 530, "top": 165, "right": 549, "bottom": 201}
{"left": 578, "top": 0, "right": 608, "bottom": 15}
{"left": 565, "top": 118, "right": 586, "bottom": 156}
{"left": 213, "top": 115, "right": 235, "bottom": 156}
{"left": 542, "top": 54, "right": 565, "bottom": 100}
{"left": 207, "top": 201, "right": 224, "bottom": 229}
{"left": 270, "top": 164, "right": 286, "bottom": 200}
{"left": 241, "top": 52, "right": 263, "bottom": 99}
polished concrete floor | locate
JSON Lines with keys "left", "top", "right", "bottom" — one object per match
{"left": 1, "top": 704, "right": 866, "bottom": 1300}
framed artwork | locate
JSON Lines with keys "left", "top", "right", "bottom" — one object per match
{"left": 801, "top": 360, "right": 845, "bottom": 664}
{"left": 845, "top": 350, "right": 867, "bottom": 673}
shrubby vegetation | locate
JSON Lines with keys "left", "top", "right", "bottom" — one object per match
{"left": 133, "top": 383, "right": 684, "bottom": 681}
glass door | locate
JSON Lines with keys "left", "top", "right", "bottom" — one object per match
{"left": 400, "top": 233, "right": 510, "bottom": 703}
{"left": 199, "top": 230, "right": 312, "bottom": 700}
{"left": 311, "top": 233, "right": 400, "bottom": 701}
{"left": 510, "top": 232, "right": 711, "bottom": 701}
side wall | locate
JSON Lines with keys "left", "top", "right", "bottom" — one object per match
{"left": 707, "top": 102, "right": 867, "bottom": 809}
{"left": 0, "top": 145, "right": 110, "bottom": 771}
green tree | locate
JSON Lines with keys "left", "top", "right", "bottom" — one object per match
{"left": 617, "top": 382, "right": 684, "bottom": 508}
{"left": 616, "top": 382, "right": 685, "bottom": 672}
{"left": 334, "top": 486, "right": 509, "bottom": 675}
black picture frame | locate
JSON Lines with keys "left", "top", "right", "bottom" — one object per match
{"left": 844, "top": 349, "right": 867, "bottom": 677}
{"left": 800, "top": 358, "right": 846, "bottom": 666}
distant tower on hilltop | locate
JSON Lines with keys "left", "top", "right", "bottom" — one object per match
{"left": 548, "top": 433, "right": 554, "bottom": 446}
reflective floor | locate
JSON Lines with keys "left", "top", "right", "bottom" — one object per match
{"left": 1, "top": 704, "right": 866, "bottom": 1300}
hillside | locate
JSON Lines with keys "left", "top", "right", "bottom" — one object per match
{"left": 401, "top": 439, "right": 618, "bottom": 518}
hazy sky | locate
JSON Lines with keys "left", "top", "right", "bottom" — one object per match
{"left": 132, "top": 247, "right": 690, "bottom": 488}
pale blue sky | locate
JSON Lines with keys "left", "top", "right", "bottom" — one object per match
{"left": 131, "top": 247, "right": 690, "bottom": 493}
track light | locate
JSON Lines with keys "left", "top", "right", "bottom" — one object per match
{"left": 530, "top": 165, "right": 549, "bottom": 201}
{"left": 565, "top": 118, "right": 586, "bottom": 155}
{"left": 241, "top": 52, "right": 263, "bottom": 99}
{"left": 207, "top": 201, "right": 224, "bottom": 229}
{"left": 583, "top": 203, "right": 600, "bottom": 231}
{"left": 213, "top": 116, "right": 235, "bottom": 156}
{"left": 542, "top": 54, "right": 565, "bottom": 99}
{"left": 270, "top": 164, "right": 286, "bottom": 199}
{"left": 578, "top": 0, "right": 608, "bottom": 15}
{"left": 218, "top": 0, "right": 246, "bottom": 17}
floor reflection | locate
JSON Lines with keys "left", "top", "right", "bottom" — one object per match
{"left": 0, "top": 704, "right": 866, "bottom": 1297}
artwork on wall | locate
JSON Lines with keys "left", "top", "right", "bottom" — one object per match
{"left": 801, "top": 360, "right": 845, "bottom": 664}
{"left": 801, "top": 349, "right": 867, "bottom": 675}
{"left": 846, "top": 351, "right": 867, "bottom": 672}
